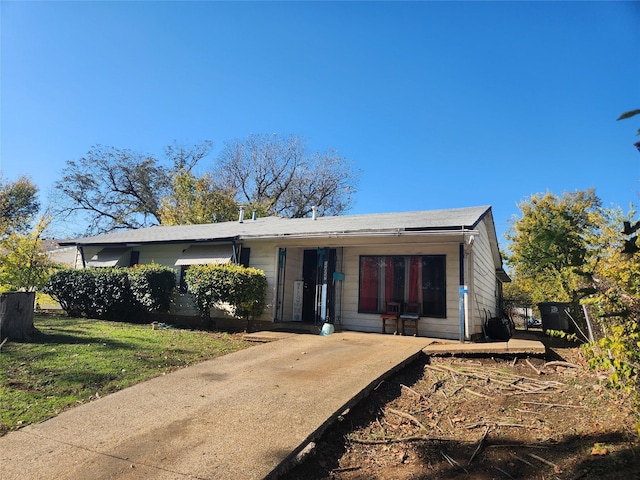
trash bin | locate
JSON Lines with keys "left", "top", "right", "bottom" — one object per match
{"left": 537, "top": 302, "right": 570, "bottom": 332}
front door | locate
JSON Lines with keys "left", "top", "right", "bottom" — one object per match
{"left": 302, "top": 248, "right": 336, "bottom": 324}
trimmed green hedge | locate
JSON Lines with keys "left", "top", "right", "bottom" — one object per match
{"left": 44, "top": 264, "right": 176, "bottom": 320}
{"left": 185, "top": 263, "right": 267, "bottom": 320}
{"left": 128, "top": 264, "right": 176, "bottom": 313}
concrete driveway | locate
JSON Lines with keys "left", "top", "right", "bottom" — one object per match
{"left": 0, "top": 332, "right": 433, "bottom": 480}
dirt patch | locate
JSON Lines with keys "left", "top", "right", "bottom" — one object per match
{"left": 281, "top": 338, "right": 640, "bottom": 479}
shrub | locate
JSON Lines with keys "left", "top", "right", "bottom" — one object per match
{"left": 44, "top": 268, "right": 133, "bottom": 320}
{"left": 44, "top": 265, "right": 176, "bottom": 320}
{"left": 185, "top": 263, "right": 267, "bottom": 321}
{"left": 127, "top": 264, "right": 176, "bottom": 313}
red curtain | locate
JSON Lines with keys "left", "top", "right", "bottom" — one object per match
{"left": 408, "top": 257, "right": 421, "bottom": 303}
{"left": 384, "top": 257, "right": 395, "bottom": 303}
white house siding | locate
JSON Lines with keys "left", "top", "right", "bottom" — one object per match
{"left": 337, "top": 237, "right": 464, "bottom": 340}
{"left": 47, "top": 245, "right": 78, "bottom": 268}
{"left": 239, "top": 240, "right": 279, "bottom": 322}
{"left": 137, "top": 244, "right": 185, "bottom": 269}
{"left": 470, "top": 219, "right": 500, "bottom": 337}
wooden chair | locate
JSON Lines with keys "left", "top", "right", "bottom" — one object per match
{"left": 380, "top": 302, "right": 401, "bottom": 334}
{"left": 401, "top": 302, "right": 421, "bottom": 336}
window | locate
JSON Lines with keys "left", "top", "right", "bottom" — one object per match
{"left": 239, "top": 247, "right": 251, "bottom": 267}
{"left": 129, "top": 251, "right": 140, "bottom": 267}
{"left": 179, "top": 265, "right": 190, "bottom": 293}
{"left": 358, "top": 255, "right": 446, "bottom": 318}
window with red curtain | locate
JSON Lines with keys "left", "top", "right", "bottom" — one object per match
{"left": 358, "top": 255, "right": 446, "bottom": 317}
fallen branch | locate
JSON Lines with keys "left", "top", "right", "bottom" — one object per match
{"left": 451, "top": 385, "right": 465, "bottom": 396}
{"left": 441, "top": 451, "right": 469, "bottom": 474}
{"left": 349, "top": 434, "right": 458, "bottom": 445}
{"left": 487, "top": 444, "right": 550, "bottom": 449}
{"left": 543, "top": 360, "right": 581, "bottom": 369}
{"left": 526, "top": 358, "right": 542, "bottom": 375}
{"left": 332, "top": 466, "right": 362, "bottom": 473}
{"left": 400, "top": 383, "right": 424, "bottom": 399}
{"left": 528, "top": 452, "right": 559, "bottom": 469}
{"left": 511, "top": 384, "right": 558, "bottom": 395}
{"left": 494, "top": 466, "right": 515, "bottom": 479}
{"left": 514, "top": 408, "right": 543, "bottom": 416}
{"left": 466, "top": 421, "right": 527, "bottom": 429}
{"left": 511, "top": 453, "right": 534, "bottom": 466}
{"left": 522, "top": 401, "right": 589, "bottom": 409}
{"left": 424, "top": 364, "right": 449, "bottom": 374}
{"left": 0, "top": 337, "right": 8, "bottom": 350}
{"left": 385, "top": 407, "right": 427, "bottom": 430}
{"left": 468, "top": 426, "right": 490, "bottom": 465}
{"left": 464, "top": 388, "right": 492, "bottom": 399}
{"left": 431, "top": 363, "right": 542, "bottom": 392}
{"left": 441, "top": 451, "right": 456, "bottom": 468}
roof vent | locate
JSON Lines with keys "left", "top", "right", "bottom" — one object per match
{"left": 252, "top": 211, "right": 257, "bottom": 221}
{"left": 312, "top": 206, "right": 317, "bottom": 221}
{"left": 239, "top": 207, "right": 245, "bottom": 223}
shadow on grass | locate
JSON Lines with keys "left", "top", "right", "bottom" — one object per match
{"left": 13, "top": 329, "right": 133, "bottom": 349}
{"left": 12, "top": 317, "right": 137, "bottom": 349}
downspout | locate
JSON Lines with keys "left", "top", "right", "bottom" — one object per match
{"left": 458, "top": 242, "right": 467, "bottom": 343}
{"left": 79, "top": 246, "right": 86, "bottom": 268}
{"left": 464, "top": 236, "right": 474, "bottom": 340}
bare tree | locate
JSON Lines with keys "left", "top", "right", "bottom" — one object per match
{"left": 54, "top": 135, "right": 358, "bottom": 234}
{"left": 54, "top": 141, "right": 214, "bottom": 235}
{"left": 216, "top": 133, "right": 358, "bottom": 218}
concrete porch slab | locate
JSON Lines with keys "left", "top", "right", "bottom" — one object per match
{"left": 422, "top": 337, "right": 546, "bottom": 355}
{"left": 244, "top": 330, "right": 546, "bottom": 356}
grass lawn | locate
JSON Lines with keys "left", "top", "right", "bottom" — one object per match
{"left": 0, "top": 314, "right": 253, "bottom": 436}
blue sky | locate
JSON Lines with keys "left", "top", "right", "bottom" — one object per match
{"left": 1, "top": 1, "right": 639, "bottom": 244}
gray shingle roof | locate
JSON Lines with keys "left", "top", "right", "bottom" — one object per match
{"left": 61, "top": 206, "right": 492, "bottom": 246}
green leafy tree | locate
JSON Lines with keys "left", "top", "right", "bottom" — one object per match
{"left": 0, "top": 217, "right": 55, "bottom": 292}
{"left": 583, "top": 207, "right": 640, "bottom": 394}
{"left": 505, "top": 189, "right": 603, "bottom": 308}
{"left": 158, "top": 170, "right": 238, "bottom": 225}
{"left": 0, "top": 175, "right": 40, "bottom": 238}
{"left": 573, "top": 111, "right": 640, "bottom": 431}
